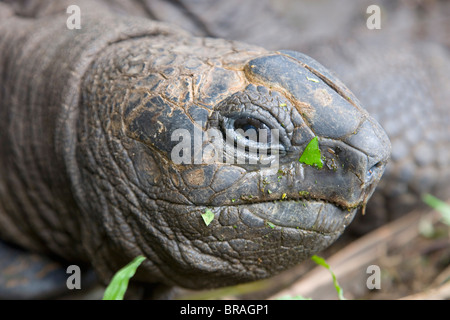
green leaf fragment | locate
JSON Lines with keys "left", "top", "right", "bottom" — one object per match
{"left": 311, "top": 255, "right": 346, "bottom": 300}
{"left": 279, "top": 103, "right": 287, "bottom": 108}
{"left": 266, "top": 221, "right": 276, "bottom": 229}
{"left": 299, "top": 136, "right": 323, "bottom": 169}
{"left": 202, "top": 209, "right": 215, "bottom": 226}
{"left": 103, "top": 255, "right": 146, "bottom": 300}
{"left": 306, "top": 76, "right": 319, "bottom": 83}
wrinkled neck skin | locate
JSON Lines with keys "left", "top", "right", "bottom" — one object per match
{"left": 0, "top": 1, "right": 188, "bottom": 263}
{"left": 0, "top": 7, "right": 85, "bottom": 259}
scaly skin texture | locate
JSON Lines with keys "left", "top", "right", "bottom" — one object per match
{"left": 0, "top": 0, "right": 391, "bottom": 296}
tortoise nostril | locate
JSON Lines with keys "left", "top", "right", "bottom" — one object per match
{"left": 366, "top": 162, "right": 383, "bottom": 183}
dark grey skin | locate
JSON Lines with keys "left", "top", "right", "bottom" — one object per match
{"left": 0, "top": 0, "right": 419, "bottom": 299}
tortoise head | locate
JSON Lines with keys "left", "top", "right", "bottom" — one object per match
{"left": 77, "top": 36, "right": 390, "bottom": 289}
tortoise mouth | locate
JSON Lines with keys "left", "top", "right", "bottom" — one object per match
{"left": 226, "top": 200, "right": 357, "bottom": 235}
{"left": 132, "top": 197, "right": 357, "bottom": 289}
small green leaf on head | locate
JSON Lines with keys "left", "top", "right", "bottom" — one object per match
{"left": 299, "top": 136, "right": 323, "bottom": 169}
{"left": 202, "top": 209, "right": 215, "bottom": 226}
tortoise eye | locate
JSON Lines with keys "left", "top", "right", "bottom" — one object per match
{"left": 233, "top": 117, "right": 271, "bottom": 143}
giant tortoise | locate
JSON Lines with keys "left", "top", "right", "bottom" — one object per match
{"left": 0, "top": 0, "right": 448, "bottom": 299}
